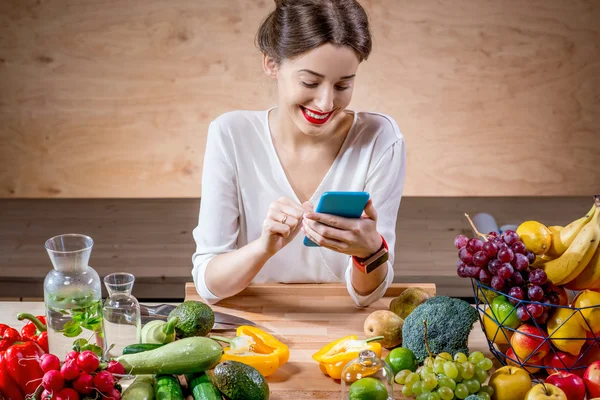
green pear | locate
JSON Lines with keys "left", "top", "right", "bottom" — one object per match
{"left": 363, "top": 310, "right": 404, "bottom": 349}
{"left": 389, "top": 287, "right": 432, "bottom": 319}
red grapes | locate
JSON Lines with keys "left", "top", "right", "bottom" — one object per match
{"left": 454, "top": 230, "right": 558, "bottom": 322}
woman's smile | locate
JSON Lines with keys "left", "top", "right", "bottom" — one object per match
{"left": 300, "top": 105, "right": 334, "bottom": 125}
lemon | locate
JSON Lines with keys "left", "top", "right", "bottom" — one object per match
{"left": 482, "top": 308, "right": 512, "bottom": 345}
{"left": 516, "top": 221, "right": 552, "bottom": 255}
{"left": 348, "top": 377, "right": 388, "bottom": 400}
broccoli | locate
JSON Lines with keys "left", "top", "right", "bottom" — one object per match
{"left": 401, "top": 296, "right": 478, "bottom": 362}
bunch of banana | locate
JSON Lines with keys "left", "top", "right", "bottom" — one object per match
{"left": 532, "top": 195, "right": 600, "bottom": 288}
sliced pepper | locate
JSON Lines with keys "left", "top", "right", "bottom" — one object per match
{"left": 212, "top": 326, "right": 289, "bottom": 377}
{"left": 312, "top": 335, "right": 383, "bottom": 380}
{"left": 0, "top": 325, "right": 21, "bottom": 352}
{"left": 16, "top": 314, "right": 49, "bottom": 353}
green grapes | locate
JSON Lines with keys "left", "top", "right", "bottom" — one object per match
{"left": 396, "top": 352, "right": 497, "bottom": 400}
{"left": 468, "top": 351, "right": 485, "bottom": 364}
{"left": 460, "top": 362, "right": 475, "bottom": 380}
{"left": 464, "top": 378, "right": 481, "bottom": 394}
{"left": 406, "top": 372, "right": 420, "bottom": 386}
{"left": 427, "top": 392, "right": 441, "bottom": 400}
{"left": 475, "top": 366, "right": 488, "bottom": 384}
{"left": 478, "top": 358, "right": 494, "bottom": 371}
{"left": 438, "top": 376, "right": 456, "bottom": 391}
{"left": 443, "top": 361, "right": 459, "bottom": 379}
{"left": 455, "top": 383, "right": 469, "bottom": 399}
{"left": 395, "top": 369, "right": 412, "bottom": 385}
{"left": 438, "top": 386, "right": 454, "bottom": 400}
{"left": 454, "top": 352, "right": 468, "bottom": 363}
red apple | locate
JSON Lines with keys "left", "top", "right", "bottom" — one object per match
{"left": 506, "top": 347, "right": 545, "bottom": 374}
{"left": 544, "top": 350, "right": 586, "bottom": 378}
{"left": 584, "top": 361, "right": 600, "bottom": 398}
{"left": 546, "top": 371, "right": 586, "bottom": 400}
{"left": 510, "top": 323, "right": 551, "bottom": 361}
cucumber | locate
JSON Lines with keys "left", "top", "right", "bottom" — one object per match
{"left": 116, "top": 337, "right": 223, "bottom": 375}
{"left": 188, "top": 373, "right": 221, "bottom": 400}
{"left": 122, "top": 375, "right": 155, "bottom": 400}
{"left": 123, "top": 343, "right": 165, "bottom": 355}
{"left": 155, "top": 375, "right": 184, "bottom": 400}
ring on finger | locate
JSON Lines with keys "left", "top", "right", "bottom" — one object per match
{"left": 281, "top": 213, "right": 288, "bottom": 224}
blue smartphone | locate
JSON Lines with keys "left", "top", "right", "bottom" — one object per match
{"left": 303, "top": 191, "right": 370, "bottom": 247}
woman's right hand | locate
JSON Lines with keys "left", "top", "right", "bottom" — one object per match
{"left": 259, "top": 197, "right": 312, "bottom": 256}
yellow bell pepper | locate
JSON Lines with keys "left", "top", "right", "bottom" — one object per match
{"left": 212, "top": 326, "right": 289, "bottom": 377}
{"left": 312, "top": 335, "right": 383, "bottom": 380}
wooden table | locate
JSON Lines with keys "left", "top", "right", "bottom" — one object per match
{"left": 0, "top": 283, "right": 496, "bottom": 399}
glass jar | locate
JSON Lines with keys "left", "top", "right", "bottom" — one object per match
{"left": 44, "top": 234, "right": 105, "bottom": 360}
{"left": 341, "top": 350, "right": 394, "bottom": 400}
{"left": 102, "top": 272, "right": 141, "bottom": 358}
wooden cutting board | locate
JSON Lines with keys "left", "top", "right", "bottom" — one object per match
{"left": 184, "top": 282, "right": 492, "bottom": 399}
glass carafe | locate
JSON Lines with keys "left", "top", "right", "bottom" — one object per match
{"left": 44, "top": 234, "right": 105, "bottom": 360}
{"left": 102, "top": 272, "right": 141, "bottom": 358}
{"left": 340, "top": 350, "right": 394, "bottom": 400}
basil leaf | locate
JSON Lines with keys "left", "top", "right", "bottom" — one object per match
{"left": 72, "top": 338, "right": 88, "bottom": 351}
{"left": 62, "top": 321, "right": 83, "bottom": 338}
{"left": 81, "top": 343, "right": 103, "bottom": 357}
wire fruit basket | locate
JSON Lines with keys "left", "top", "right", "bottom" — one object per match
{"left": 472, "top": 278, "right": 600, "bottom": 379}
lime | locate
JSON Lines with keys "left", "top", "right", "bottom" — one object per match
{"left": 385, "top": 347, "right": 418, "bottom": 375}
{"left": 349, "top": 377, "right": 389, "bottom": 400}
{"left": 491, "top": 295, "right": 520, "bottom": 329}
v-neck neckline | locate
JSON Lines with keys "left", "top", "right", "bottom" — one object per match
{"left": 264, "top": 107, "right": 358, "bottom": 204}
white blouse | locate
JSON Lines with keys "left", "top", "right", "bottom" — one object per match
{"left": 192, "top": 108, "right": 406, "bottom": 307}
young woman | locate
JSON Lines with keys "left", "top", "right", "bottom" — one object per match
{"left": 192, "top": 0, "right": 406, "bottom": 307}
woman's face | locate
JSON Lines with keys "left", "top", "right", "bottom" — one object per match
{"left": 268, "top": 44, "right": 360, "bottom": 136}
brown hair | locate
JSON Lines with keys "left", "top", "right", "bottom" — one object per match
{"left": 256, "top": 0, "right": 372, "bottom": 64}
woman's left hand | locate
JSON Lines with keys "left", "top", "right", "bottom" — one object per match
{"left": 301, "top": 199, "right": 382, "bottom": 259}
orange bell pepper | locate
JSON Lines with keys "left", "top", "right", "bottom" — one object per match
{"left": 212, "top": 326, "right": 289, "bottom": 377}
{"left": 312, "top": 335, "right": 383, "bottom": 380}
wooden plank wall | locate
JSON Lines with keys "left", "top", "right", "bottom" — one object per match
{"left": 1, "top": 0, "right": 599, "bottom": 198}
{"left": 0, "top": 196, "right": 592, "bottom": 300}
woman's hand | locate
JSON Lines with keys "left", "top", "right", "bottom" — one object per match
{"left": 260, "top": 197, "right": 312, "bottom": 256}
{"left": 302, "top": 199, "right": 382, "bottom": 259}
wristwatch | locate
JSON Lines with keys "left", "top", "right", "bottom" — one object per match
{"left": 352, "top": 236, "right": 389, "bottom": 274}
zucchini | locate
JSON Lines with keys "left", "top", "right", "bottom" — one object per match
{"left": 122, "top": 375, "right": 155, "bottom": 400}
{"left": 142, "top": 318, "right": 178, "bottom": 344}
{"left": 123, "top": 343, "right": 165, "bottom": 355}
{"left": 155, "top": 375, "right": 184, "bottom": 400}
{"left": 188, "top": 373, "right": 221, "bottom": 400}
{"left": 117, "top": 337, "right": 223, "bottom": 375}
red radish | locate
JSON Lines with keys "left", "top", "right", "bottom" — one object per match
{"left": 41, "top": 389, "right": 53, "bottom": 400}
{"left": 77, "top": 350, "right": 100, "bottom": 373}
{"left": 104, "top": 388, "right": 121, "bottom": 400}
{"left": 65, "top": 351, "right": 79, "bottom": 361}
{"left": 42, "top": 369, "right": 65, "bottom": 392}
{"left": 56, "top": 388, "right": 80, "bottom": 400}
{"left": 60, "top": 358, "right": 80, "bottom": 380}
{"left": 94, "top": 370, "right": 115, "bottom": 393}
{"left": 107, "top": 360, "right": 125, "bottom": 376}
{"left": 72, "top": 372, "right": 94, "bottom": 395}
{"left": 40, "top": 353, "right": 61, "bottom": 372}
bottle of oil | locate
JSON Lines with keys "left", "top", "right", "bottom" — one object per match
{"left": 44, "top": 234, "right": 105, "bottom": 360}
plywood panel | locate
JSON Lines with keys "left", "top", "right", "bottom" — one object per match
{"left": 0, "top": 0, "right": 599, "bottom": 197}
